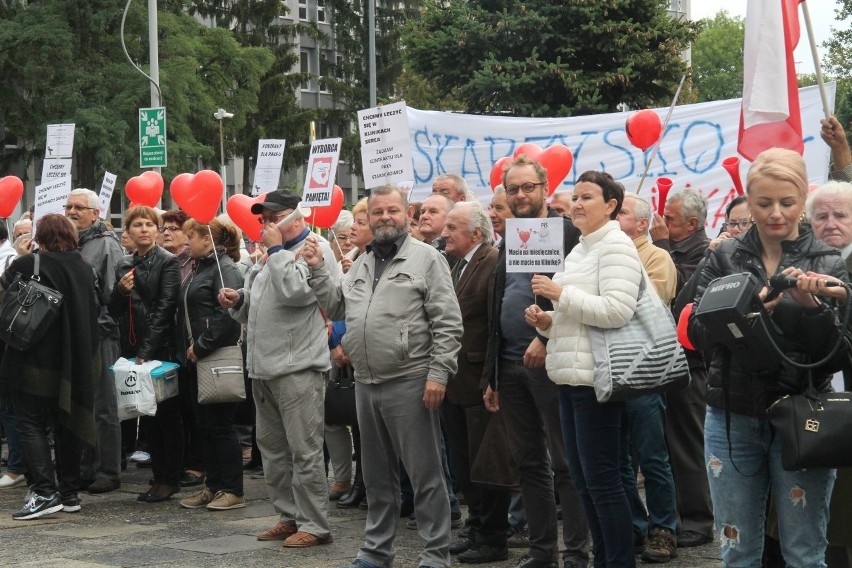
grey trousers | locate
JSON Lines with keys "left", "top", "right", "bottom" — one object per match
{"left": 253, "top": 371, "right": 330, "bottom": 537}
{"left": 80, "top": 336, "right": 122, "bottom": 481}
{"left": 356, "top": 377, "right": 451, "bottom": 568}
{"left": 325, "top": 424, "right": 354, "bottom": 484}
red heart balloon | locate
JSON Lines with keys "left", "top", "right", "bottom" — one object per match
{"left": 125, "top": 170, "right": 164, "bottom": 207}
{"left": 305, "top": 185, "right": 344, "bottom": 229}
{"left": 490, "top": 156, "right": 513, "bottom": 191}
{"left": 170, "top": 170, "right": 223, "bottom": 223}
{"left": 227, "top": 193, "right": 265, "bottom": 241}
{"left": 0, "top": 176, "right": 24, "bottom": 218}
{"left": 513, "top": 143, "right": 543, "bottom": 160}
{"left": 537, "top": 144, "right": 574, "bottom": 196}
{"left": 625, "top": 109, "right": 663, "bottom": 151}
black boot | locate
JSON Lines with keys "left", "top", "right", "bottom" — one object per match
{"left": 337, "top": 472, "right": 365, "bottom": 508}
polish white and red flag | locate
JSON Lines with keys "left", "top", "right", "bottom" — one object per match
{"left": 738, "top": 0, "right": 805, "bottom": 162}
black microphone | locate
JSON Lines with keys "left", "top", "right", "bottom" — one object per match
{"left": 768, "top": 274, "right": 844, "bottom": 290}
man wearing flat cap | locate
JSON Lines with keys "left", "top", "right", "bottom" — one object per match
{"left": 219, "top": 189, "right": 341, "bottom": 547}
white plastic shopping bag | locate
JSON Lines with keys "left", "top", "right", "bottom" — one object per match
{"left": 112, "top": 358, "right": 160, "bottom": 421}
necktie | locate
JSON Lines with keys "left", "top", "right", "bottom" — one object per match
{"left": 452, "top": 259, "right": 468, "bottom": 286}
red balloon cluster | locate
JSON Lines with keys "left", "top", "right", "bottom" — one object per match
{"left": 125, "top": 171, "right": 164, "bottom": 207}
{"left": 170, "top": 170, "right": 223, "bottom": 223}
{"left": 489, "top": 143, "right": 574, "bottom": 196}
{"left": 0, "top": 176, "right": 24, "bottom": 218}
{"left": 226, "top": 193, "right": 266, "bottom": 241}
{"left": 625, "top": 110, "right": 663, "bottom": 151}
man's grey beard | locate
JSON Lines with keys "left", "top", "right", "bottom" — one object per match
{"left": 371, "top": 222, "right": 408, "bottom": 244}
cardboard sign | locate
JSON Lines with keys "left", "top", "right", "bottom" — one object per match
{"left": 41, "top": 158, "right": 72, "bottom": 183}
{"left": 46, "top": 123, "right": 75, "bottom": 158}
{"left": 358, "top": 101, "right": 413, "bottom": 188}
{"left": 504, "top": 218, "right": 564, "bottom": 273}
{"left": 252, "top": 139, "right": 286, "bottom": 195}
{"left": 302, "top": 137, "right": 342, "bottom": 207}
{"left": 98, "top": 172, "right": 117, "bottom": 219}
{"left": 33, "top": 177, "right": 72, "bottom": 240}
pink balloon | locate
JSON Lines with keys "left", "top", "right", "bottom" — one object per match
{"left": 227, "top": 193, "right": 265, "bottom": 241}
{"left": 490, "top": 156, "right": 513, "bottom": 190}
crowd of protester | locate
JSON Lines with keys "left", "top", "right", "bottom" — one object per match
{"left": 0, "top": 116, "right": 851, "bottom": 568}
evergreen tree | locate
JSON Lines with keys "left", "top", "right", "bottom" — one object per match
{"left": 401, "top": 0, "right": 697, "bottom": 116}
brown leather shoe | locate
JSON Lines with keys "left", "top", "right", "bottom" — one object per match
{"left": 282, "top": 531, "right": 333, "bottom": 548}
{"left": 256, "top": 521, "right": 297, "bottom": 541}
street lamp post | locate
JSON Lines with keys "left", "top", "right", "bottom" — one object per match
{"left": 213, "top": 108, "right": 233, "bottom": 214}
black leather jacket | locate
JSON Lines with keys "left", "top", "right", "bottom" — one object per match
{"left": 109, "top": 245, "right": 180, "bottom": 361}
{"left": 177, "top": 251, "right": 243, "bottom": 360}
{"left": 688, "top": 225, "right": 848, "bottom": 417}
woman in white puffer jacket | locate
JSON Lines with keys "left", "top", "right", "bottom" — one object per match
{"left": 526, "top": 171, "right": 642, "bottom": 568}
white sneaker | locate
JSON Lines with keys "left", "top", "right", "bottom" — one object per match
{"left": 0, "top": 473, "right": 26, "bottom": 489}
{"left": 129, "top": 451, "right": 151, "bottom": 462}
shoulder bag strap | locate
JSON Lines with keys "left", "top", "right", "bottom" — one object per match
{"left": 32, "top": 253, "right": 40, "bottom": 280}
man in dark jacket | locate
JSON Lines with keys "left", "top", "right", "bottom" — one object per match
{"left": 650, "top": 188, "right": 715, "bottom": 548}
{"left": 483, "top": 155, "right": 588, "bottom": 568}
{"left": 66, "top": 188, "right": 124, "bottom": 494}
{"left": 439, "top": 202, "right": 509, "bottom": 563}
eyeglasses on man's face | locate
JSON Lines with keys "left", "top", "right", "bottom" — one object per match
{"left": 63, "top": 204, "right": 96, "bottom": 212}
{"left": 260, "top": 211, "right": 289, "bottom": 224}
{"left": 505, "top": 182, "right": 547, "bottom": 196}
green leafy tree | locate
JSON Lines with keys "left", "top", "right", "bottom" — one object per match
{"left": 0, "top": 0, "right": 272, "bottom": 194}
{"left": 690, "top": 11, "right": 745, "bottom": 103}
{"left": 823, "top": 0, "right": 852, "bottom": 134}
{"left": 401, "top": 0, "right": 697, "bottom": 116}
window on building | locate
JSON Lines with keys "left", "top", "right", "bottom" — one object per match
{"left": 319, "top": 52, "right": 331, "bottom": 93}
{"left": 298, "top": 0, "right": 307, "bottom": 20}
{"left": 300, "top": 50, "right": 311, "bottom": 90}
{"left": 317, "top": 0, "right": 326, "bottom": 23}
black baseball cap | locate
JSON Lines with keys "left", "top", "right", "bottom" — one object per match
{"left": 251, "top": 189, "right": 301, "bottom": 214}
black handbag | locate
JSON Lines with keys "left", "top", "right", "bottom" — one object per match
{"left": 0, "top": 254, "right": 64, "bottom": 351}
{"left": 768, "top": 375, "right": 852, "bottom": 471}
{"left": 324, "top": 364, "right": 356, "bottom": 427}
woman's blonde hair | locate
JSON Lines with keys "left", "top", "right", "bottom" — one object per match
{"left": 746, "top": 147, "right": 808, "bottom": 197}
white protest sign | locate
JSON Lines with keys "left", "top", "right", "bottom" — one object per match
{"left": 46, "top": 123, "right": 76, "bottom": 158}
{"left": 252, "top": 139, "right": 286, "bottom": 195}
{"left": 33, "top": 177, "right": 72, "bottom": 240}
{"left": 504, "top": 218, "right": 564, "bottom": 273}
{"left": 358, "top": 101, "right": 414, "bottom": 188}
{"left": 406, "top": 83, "right": 835, "bottom": 234}
{"left": 302, "top": 138, "right": 342, "bottom": 206}
{"left": 98, "top": 172, "right": 117, "bottom": 219}
{"left": 41, "top": 158, "right": 72, "bottom": 183}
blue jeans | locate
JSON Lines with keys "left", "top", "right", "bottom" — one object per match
{"left": 620, "top": 394, "right": 677, "bottom": 536}
{"left": 0, "top": 398, "right": 25, "bottom": 474}
{"left": 705, "top": 407, "right": 836, "bottom": 567}
{"left": 559, "top": 385, "right": 635, "bottom": 568}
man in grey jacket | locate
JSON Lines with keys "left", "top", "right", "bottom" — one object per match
{"left": 302, "top": 184, "right": 463, "bottom": 568}
{"left": 66, "top": 188, "right": 124, "bottom": 494}
{"left": 219, "top": 189, "right": 339, "bottom": 548}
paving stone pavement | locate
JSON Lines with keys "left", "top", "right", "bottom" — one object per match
{"left": 0, "top": 460, "right": 722, "bottom": 567}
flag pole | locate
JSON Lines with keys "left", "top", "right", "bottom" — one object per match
{"left": 800, "top": 1, "right": 832, "bottom": 119}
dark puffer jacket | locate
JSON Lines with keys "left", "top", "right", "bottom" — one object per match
{"left": 688, "top": 225, "right": 848, "bottom": 418}
{"left": 177, "top": 251, "right": 243, "bottom": 360}
{"left": 109, "top": 245, "right": 180, "bottom": 362}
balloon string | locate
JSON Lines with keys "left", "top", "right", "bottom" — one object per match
{"left": 207, "top": 224, "right": 226, "bottom": 290}
{"left": 636, "top": 73, "right": 687, "bottom": 194}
